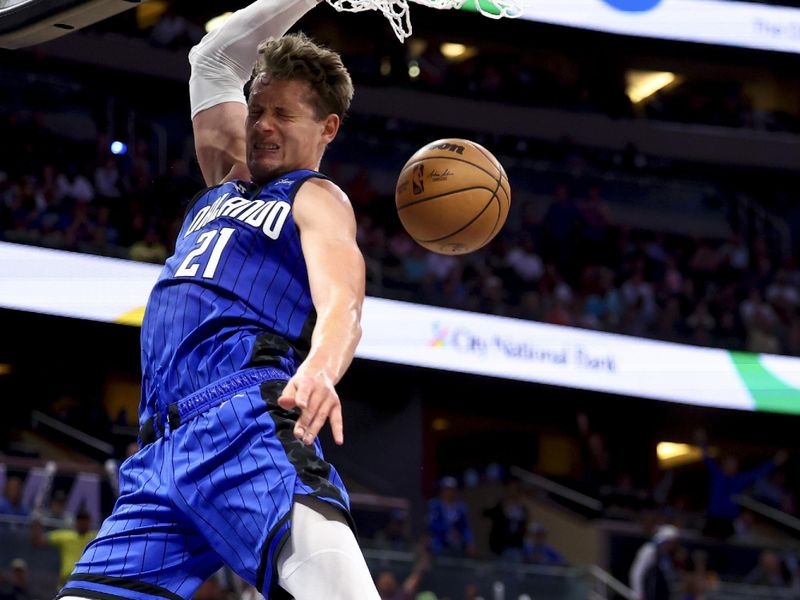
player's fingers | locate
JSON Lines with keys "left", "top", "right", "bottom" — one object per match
{"left": 294, "top": 385, "right": 323, "bottom": 440}
{"left": 293, "top": 378, "right": 313, "bottom": 410}
{"left": 277, "top": 380, "right": 298, "bottom": 409}
{"left": 303, "top": 398, "right": 333, "bottom": 445}
{"left": 330, "top": 403, "right": 344, "bottom": 446}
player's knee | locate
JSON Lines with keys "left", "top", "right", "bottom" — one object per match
{"left": 280, "top": 546, "right": 377, "bottom": 600}
{"left": 279, "top": 501, "right": 379, "bottom": 600}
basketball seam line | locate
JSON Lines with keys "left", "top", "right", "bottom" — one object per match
{"left": 480, "top": 177, "right": 504, "bottom": 247}
{"left": 418, "top": 192, "right": 496, "bottom": 244}
{"left": 396, "top": 185, "right": 496, "bottom": 211}
{"left": 468, "top": 144, "right": 509, "bottom": 185}
{"left": 471, "top": 143, "right": 503, "bottom": 179}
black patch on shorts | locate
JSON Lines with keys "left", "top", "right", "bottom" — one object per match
{"left": 255, "top": 379, "right": 356, "bottom": 598}
{"left": 258, "top": 380, "right": 348, "bottom": 510}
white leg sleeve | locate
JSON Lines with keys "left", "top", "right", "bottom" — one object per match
{"left": 189, "top": 0, "right": 320, "bottom": 118}
{"left": 276, "top": 498, "right": 381, "bottom": 600}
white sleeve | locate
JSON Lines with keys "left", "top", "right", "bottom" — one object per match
{"left": 188, "top": 0, "right": 320, "bottom": 119}
{"left": 629, "top": 543, "right": 655, "bottom": 599}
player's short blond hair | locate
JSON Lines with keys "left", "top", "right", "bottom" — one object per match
{"left": 253, "top": 32, "right": 354, "bottom": 121}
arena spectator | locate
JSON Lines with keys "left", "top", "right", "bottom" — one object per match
{"left": 426, "top": 477, "right": 476, "bottom": 557}
{"left": 0, "top": 477, "right": 28, "bottom": 518}
{"left": 680, "top": 550, "right": 718, "bottom": 600}
{"left": 628, "top": 525, "right": 680, "bottom": 600}
{"left": 482, "top": 479, "right": 529, "bottom": 558}
{"left": 576, "top": 412, "right": 614, "bottom": 492}
{"left": 505, "top": 232, "right": 543, "bottom": 286}
{"left": 754, "top": 470, "right": 795, "bottom": 514}
{"left": 461, "top": 583, "right": 483, "bottom": 600}
{"left": 0, "top": 559, "right": 34, "bottom": 600}
{"left": 33, "top": 490, "right": 73, "bottom": 530}
{"left": 731, "top": 509, "right": 762, "bottom": 544}
{"left": 129, "top": 228, "right": 168, "bottom": 264}
{"left": 375, "top": 554, "right": 428, "bottom": 600}
{"left": 695, "top": 429, "right": 788, "bottom": 539}
{"left": 744, "top": 549, "right": 800, "bottom": 592}
{"left": 521, "top": 523, "right": 567, "bottom": 566}
{"left": 373, "top": 509, "right": 412, "bottom": 551}
{"left": 93, "top": 157, "right": 121, "bottom": 200}
{"left": 55, "top": 166, "right": 94, "bottom": 205}
{"left": 32, "top": 509, "right": 97, "bottom": 586}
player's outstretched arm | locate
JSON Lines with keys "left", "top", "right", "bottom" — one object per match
{"left": 277, "top": 178, "right": 365, "bottom": 446}
{"left": 189, "top": 0, "right": 320, "bottom": 186}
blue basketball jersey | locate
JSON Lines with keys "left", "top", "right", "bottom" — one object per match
{"left": 139, "top": 170, "right": 327, "bottom": 428}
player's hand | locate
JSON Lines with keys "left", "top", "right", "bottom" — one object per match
{"left": 277, "top": 370, "right": 344, "bottom": 446}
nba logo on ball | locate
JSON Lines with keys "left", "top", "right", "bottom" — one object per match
{"left": 601, "top": 0, "right": 662, "bottom": 11}
{"left": 395, "top": 138, "right": 511, "bottom": 255}
{"left": 412, "top": 164, "right": 425, "bottom": 195}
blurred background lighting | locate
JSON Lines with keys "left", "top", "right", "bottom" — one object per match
{"left": 439, "top": 42, "right": 478, "bottom": 61}
{"left": 626, "top": 70, "right": 679, "bottom": 104}
{"left": 205, "top": 12, "right": 233, "bottom": 34}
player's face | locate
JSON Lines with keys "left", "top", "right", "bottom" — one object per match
{"left": 246, "top": 76, "right": 339, "bottom": 184}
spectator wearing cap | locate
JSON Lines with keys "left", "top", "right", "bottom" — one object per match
{"left": 426, "top": 477, "right": 476, "bottom": 557}
{"left": 629, "top": 525, "right": 680, "bottom": 600}
{"left": 0, "top": 559, "right": 34, "bottom": 600}
{"left": 32, "top": 509, "right": 97, "bottom": 586}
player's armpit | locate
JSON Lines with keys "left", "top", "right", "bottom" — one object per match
{"left": 292, "top": 177, "right": 365, "bottom": 385}
{"left": 192, "top": 102, "right": 251, "bottom": 186}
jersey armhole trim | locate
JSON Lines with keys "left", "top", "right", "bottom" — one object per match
{"left": 288, "top": 172, "right": 332, "bottom": 204}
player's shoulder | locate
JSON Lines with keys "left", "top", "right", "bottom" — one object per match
{"left": 288, "top": 169, "right": 346, "bottom": 201}
{"left": 294, "top": 176, "right": 351, "bottom": 220}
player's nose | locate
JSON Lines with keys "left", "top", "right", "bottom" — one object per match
{"left": 251, "top": 113, "right": 276, "bottom": 133}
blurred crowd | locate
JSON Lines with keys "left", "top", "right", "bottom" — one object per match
{"left": 103, "top": 5, "right": 800, "bottom": 136}
{"left": 3, "top": 431, "right": 800, "bottom": 600}
{"left": 1, "top": 105, "right": 799, "bottom": 358}
{"left": 357, "top": 181, "right": 800, "bottom": 356}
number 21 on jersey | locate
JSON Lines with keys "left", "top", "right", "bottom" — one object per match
{"left": 175, "top": 227, "right": 235, "bottom": 279}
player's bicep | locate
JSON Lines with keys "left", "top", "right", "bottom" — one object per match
{"left": 192, "top": 102, "right": 250, "bottom": 186}
{"left": 294, "top": 180, "right": 365, "bottom": 312}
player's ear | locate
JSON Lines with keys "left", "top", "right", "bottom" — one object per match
{"left": 321, "top": 114, "right": 340, "bottom": 144}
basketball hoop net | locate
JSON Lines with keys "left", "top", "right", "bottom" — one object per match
{"left": 325, "top": 0, "right": 521, "bottom": 42}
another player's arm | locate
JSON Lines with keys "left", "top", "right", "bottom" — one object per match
{"left": 277, "top": 179, "right": 365, "bottom": 446}
{"left": 189, "top": 0, "right": 319, "bottom": 186}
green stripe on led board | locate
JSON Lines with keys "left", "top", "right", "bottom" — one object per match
{"left": 459, "top": 0, "right": 502, "bottom": 16}
{"left": 730, "top": 351, "right": 800, "bottom": 415}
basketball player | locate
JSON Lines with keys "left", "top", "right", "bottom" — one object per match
{"left": 56, "top": 1, "right": 382, "bottom": 599}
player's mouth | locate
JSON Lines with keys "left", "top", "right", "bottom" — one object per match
{"left": 252, "top": 143, "right": 280, "bottom": 156}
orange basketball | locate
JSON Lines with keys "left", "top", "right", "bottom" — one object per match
{"left": 395, "top": 138, "right": 511, "bottom": 255}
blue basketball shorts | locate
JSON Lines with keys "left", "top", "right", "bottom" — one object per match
{"left": 58, "top": 368, "right": 352, "bottom": 600}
